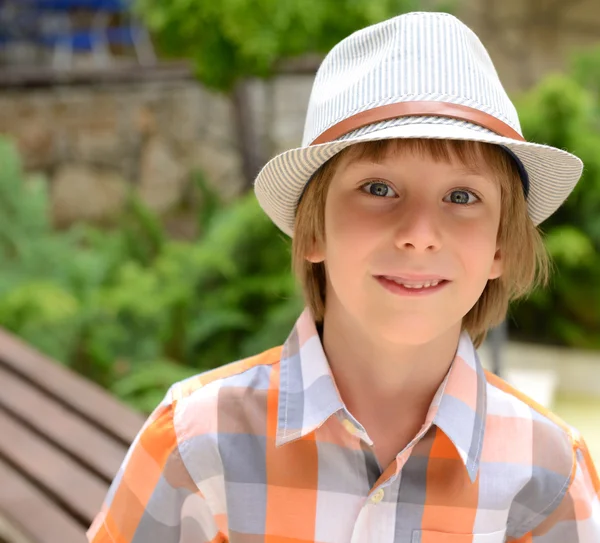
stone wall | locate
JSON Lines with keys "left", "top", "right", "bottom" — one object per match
{"left": 459, "top": 0, "right": 600, "bottom": 90}
{"left": 0, "top": 76, "right": 314, "bottom": 229}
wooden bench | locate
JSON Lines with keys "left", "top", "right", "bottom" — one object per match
{"left": 0, "top": 328, "right": 146, "bottom": 543}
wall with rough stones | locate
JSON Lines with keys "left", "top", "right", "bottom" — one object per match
{"left": 459, "top": 0, "right": 600, "bottom": 91}
{"left": 0, "top": 76, "right": 313, "bottom": 229}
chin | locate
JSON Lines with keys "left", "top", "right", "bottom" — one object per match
{"left": 363, "top": 309, "right": 461, "bottom": 346}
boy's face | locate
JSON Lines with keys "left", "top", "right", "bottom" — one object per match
{"left": 307, "top": 144, "right": 503, "bottom": 346}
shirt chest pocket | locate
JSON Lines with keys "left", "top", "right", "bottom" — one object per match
{"left": 412, "top": 529, "right": 506, "bottom": 543}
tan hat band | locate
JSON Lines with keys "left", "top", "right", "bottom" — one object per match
{"left": 310, "top": 101, "right": 525, "bottom": 145}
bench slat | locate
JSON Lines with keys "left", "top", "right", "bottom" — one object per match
{"left": 0, "top": 409, "right": 108, "bottom": 524}
{"left": 0, "top": 328, "right": 145, "bottom": 444}
{"left": 0, "top": 365, "right": 127, "bottom": 482}
{"left": 0, "top": 458, "right": 86, "bottom": 543}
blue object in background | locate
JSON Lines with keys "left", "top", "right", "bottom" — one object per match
{"left": 0, "top": 0, "right": 155, "bottom": 67}
{"left": 27, "top": 0, "right": 130, "bottom": 11}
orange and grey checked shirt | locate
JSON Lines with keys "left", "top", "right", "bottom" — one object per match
{"left": 88, "top": 309, "right": 600, "bottom": 543}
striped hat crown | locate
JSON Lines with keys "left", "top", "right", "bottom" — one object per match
{"left": 254, "top": 11, "right": 583, "bottom": 236}
{"left": 303, "top": 12, "right": 520, "bottom": 147}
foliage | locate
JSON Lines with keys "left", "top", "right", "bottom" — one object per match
{"left": 508, "top": 51, "right": 600, "bottom": 348}
{"left": 0, "top": 137, "right": 302, "bottom": 412}
{"left": 134, "top": 0, "right": 451, "bottom": 92}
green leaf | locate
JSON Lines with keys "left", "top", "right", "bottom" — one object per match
{"left": 135, "top": 0, "right": 453, "bottom": 92}
{"left": 544, "top": 226, "right": 595, "bottom": 268}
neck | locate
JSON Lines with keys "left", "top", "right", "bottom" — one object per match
{"left": 321, "top": 304, "right": 462, "bottom": 420}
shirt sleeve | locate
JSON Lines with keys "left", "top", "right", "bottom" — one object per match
{"left": 86, "top": 394, "right": 227, "bottom": 543}
{"left": 515, "top": 435, "right": 600, "bottom": 542}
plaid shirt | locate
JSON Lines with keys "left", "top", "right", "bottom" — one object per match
{"left": 88, "top": 309, "right": 600, "bottom": 543}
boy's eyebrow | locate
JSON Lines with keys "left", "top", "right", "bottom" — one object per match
{"left": 455, "top": 165, "right": 502, "bottom": 187}
{"left": 454, "top": 165, "right": 490, "bottom": 178}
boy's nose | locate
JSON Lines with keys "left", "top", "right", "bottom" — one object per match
{"left": 393, "top": 204, "right": 442, "bottom": 252}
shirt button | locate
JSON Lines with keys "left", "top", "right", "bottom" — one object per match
{"left": 342, "top": 419, "right": 359, "bottom": 435}
{"left": 370, "top": 488, "right": 384, "bottom": 504}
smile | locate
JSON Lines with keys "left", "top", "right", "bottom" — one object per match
{"left": 381, "top": 276, "right": 442, "bottom": 288}
{"left": 375, "top": 276, "right": 450, "bottom": 296}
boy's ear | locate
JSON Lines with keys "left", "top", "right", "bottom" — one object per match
{"left": 305, "top": 237, "right": 325, "bottom": 263}
{"left": 489, "top": 246, "right": 503, "bottom": 280}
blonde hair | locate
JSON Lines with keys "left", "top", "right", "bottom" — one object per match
{"left": 292, "top": 138, "right": 549, "bottom": 347}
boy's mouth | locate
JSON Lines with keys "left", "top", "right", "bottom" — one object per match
{"left": 375, "top": 275, "right": 450, "bottom": 295}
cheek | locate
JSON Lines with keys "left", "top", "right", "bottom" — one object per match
{"left": 322, "top": 200, "right": 385, "bottom": 291}
{"left": 326, "top": 200, "right": 381, "bottom": 254}
{"left": 452, "top": 221, "right": 499, "bottom": 272}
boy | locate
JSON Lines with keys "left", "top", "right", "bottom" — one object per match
{"left": 88, "top": 12, "right": 599, "bottom": 543}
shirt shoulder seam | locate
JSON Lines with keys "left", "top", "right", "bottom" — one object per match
{"left": 171, "top": 345, "right": 283, "bottom": 402}
{"left": 484, "top": 370, "right": 573, "bottom": 434}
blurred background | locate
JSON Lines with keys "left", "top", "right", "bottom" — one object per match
{"left": 0, "top": 0, "right": 599, "bottom": 500}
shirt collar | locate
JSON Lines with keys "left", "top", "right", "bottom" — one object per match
{"left": 276, "top": 309, "right": 345, "bottom": 445}
{"left": 426, "top": 332, "right": 488, "bottom": 482}
{"left": 276, "top": 309, "right": 487, "bottom": 482}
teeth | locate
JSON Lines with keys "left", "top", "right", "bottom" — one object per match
{"left": 384, "top": 277, "right": 441, "bottom": 289}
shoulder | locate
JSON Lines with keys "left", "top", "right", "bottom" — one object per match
{"left": 168, "top": 345, "right": 284, "bottom": 404}
{"left": 484, "top": 369, "right": 578, "bottom": 455}
{"left": 141, "top": 346, "right": 284, "bottom": 489}
{"left": 161, "top": 345, "right": 283, "bottom": 437}
{"left": 484, "top": 370, "right": 580, "bottom": 534}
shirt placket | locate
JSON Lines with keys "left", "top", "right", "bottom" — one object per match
{"left": 352, "top": 471, "right": 402, "bottom": 542}
{"left": 339, "top": 413, "right": 435, "bottom": 543}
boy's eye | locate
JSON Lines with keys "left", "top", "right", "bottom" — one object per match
{"left": 362, "top": 181, "right": 397, "bottom": 198}
{"left": 445, "top": 189, "right": 479, "bottom": 205}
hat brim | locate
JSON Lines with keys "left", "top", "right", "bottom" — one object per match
{"left": 254, "top": 122, "right": 583, "bottom": 236}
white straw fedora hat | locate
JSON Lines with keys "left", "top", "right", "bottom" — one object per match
{"left": 254, "top": 11, "right": 583, "bottom": 236}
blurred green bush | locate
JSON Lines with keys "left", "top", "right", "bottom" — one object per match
{"left": 508, "top": 47, "right": 600, "bottom": 348}
{"left": 135, "top": 0, "right": 429, "bottom": 91}
{"left": 0, "top": 137, "right": 301, "bottom": 412}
